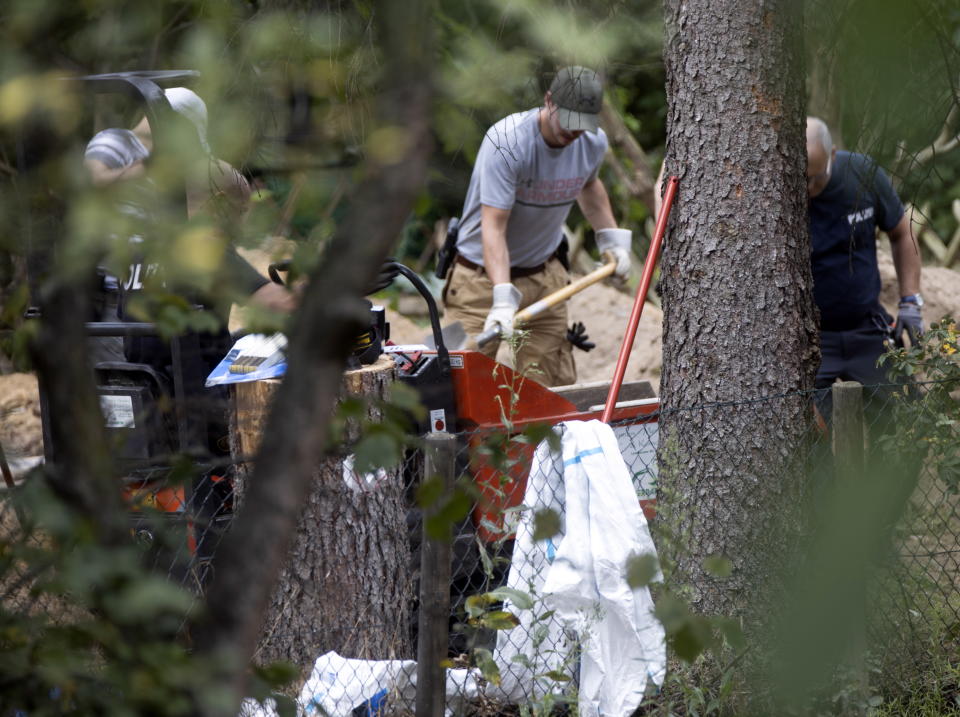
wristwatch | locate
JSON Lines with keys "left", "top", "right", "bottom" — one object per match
{"left": 900, "top": 293, "right": 924, "bottom": 307}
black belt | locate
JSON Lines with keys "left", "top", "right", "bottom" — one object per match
{"left": 454, "top": 253, "right": 556, "bottom": 279}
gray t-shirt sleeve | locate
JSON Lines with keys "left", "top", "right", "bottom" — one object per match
{"left": 84, "top": 128, "right": 149, "bottom": 169}
{"left": 477, "top": 133, "right": 519, "bottom": 211}
{"left": 585, "top": 132, "right": 608, "bottom": 183}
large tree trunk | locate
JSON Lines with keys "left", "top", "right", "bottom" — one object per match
{"left": 659, "top": 0, "right": 819, "bottom": 618}
{"left": 231, "top": 357, "right": 411, "bottom": 681}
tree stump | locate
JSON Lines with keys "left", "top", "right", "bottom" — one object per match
{"left": 230, "top": 355, "right": 412, "bottom": 680}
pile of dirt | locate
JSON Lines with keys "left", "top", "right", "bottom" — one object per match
{"left": 568, "top": 283, "right": 663, "bottom": 386}
{"left": 384, "top": 311, "right": 429, "bottom": 345}
{"left": 879, "top": 249, "right": 960, "bottom": 327}
{"left": 0, "top": 373, "right": 42, "bottom": 458}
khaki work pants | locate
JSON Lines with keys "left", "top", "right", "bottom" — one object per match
{"left": 443, "top": 257, "right": 576, "bottom": 387}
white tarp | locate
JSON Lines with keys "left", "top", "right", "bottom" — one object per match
{"left": 490, "top": 419, "right": 666, "bottom": 716}
{"left": 239, "top": 651, "right": 482, "bottom": 717}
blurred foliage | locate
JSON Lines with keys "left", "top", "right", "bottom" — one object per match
{"left": 881, "top": 318, "right": 960, "bottom": 492}
{"left": 806, "top": 0, "right": 960, "bottom": 255}
{"left": 0, "top": 477, "right": 296, "bottom": 715}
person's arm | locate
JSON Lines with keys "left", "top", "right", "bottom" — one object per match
{"left": 223, "top": 246, "right": 296, "bottom": 314}
{"left": 576, "top": 177, "right": 617, "bottom": 231}
{"left": 479, "top": 203, "right": 522, "bottom": 339}
{"left": 888, "top": 213, "right": 921, "bottom": 298}
{"left": 187, "top": 157, "right": 252, "bottom": 218}
{"left": 248, "top": 281, "right": 297, "bottom": 313}
{"left": 579, "top": 177, "right": 633, "bottom": 279}
{"left": 84, "top": 157, "right": 147, "bottom": 187}
{"left": 481, "top": 204, "right": 513, "bottom": 285}
{"left": 888, "top": 212, "right": 924, "bottom": 343}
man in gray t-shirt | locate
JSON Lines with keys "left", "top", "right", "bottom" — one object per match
{"left": 443, "top": 66, "right": 632, "bottom": 387}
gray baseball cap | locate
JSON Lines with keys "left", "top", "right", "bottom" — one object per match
{"left": 548, "top": 66, "right": 603, "bottom": 133}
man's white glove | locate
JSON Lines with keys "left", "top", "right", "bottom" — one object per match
{"left": 596, "top": 227, "right": 633, "bottom": 280}
{"left": 484, "top": 283, "right": 522, "bottom": 340}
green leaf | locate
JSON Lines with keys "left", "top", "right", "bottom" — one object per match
{"left": 537, "top": 670, "right": 571, "bottom": 682}
{"left": 653, "top": 593, "right": 691, "bottom": 632}
{"left": 511, "top": 653, "right": 533, "bottom": 668}
{"left": 669, "top": 616, "right": 714, "bottom": 663}
{"left": 353, "top": 431, "right": 401, "bottom": 474}
{"left": 416, "top": 476, "right": 444, "bottom": 508}
{"left": 625, "top": 553, "right": 659, "bottom": 588}
{"left": 103, "top": 577, "right": 194, "bottom": 623}
{"left": 715, "top": 616, "right": 746, "bottom": 652}
{"left": 388, "top": 381, "right": 427, "bottom": 419}
{"left": 475, "top": 535, "right": 495, "bottom": 580}
{"left": 424, "top": 491, "right": 472, "bottom": 540}
{"left": 476, "top": 610, "right": 520, "bottom": 630}
{"left": 464, "top": 593, "right": 498, "bottom": 619}
{"left": 703, "top": 555, "right": 733, "bottom": 578}
{"left": 488, "top": 586, "right": 535, "bottom": 610}
{"left": 532, "top": 508, "right": 561, "bottom": 542}
{"left": 337, "top": 397, "right": 367, "bottom": 419}
{"left": 517, "top": 423, "right": 561, "bottom": 451}
{"left": 473, "top": 647, "right": 501, "bottom": 685}
{"left": 252, "top": 660, "right": 299, "bottom": 691}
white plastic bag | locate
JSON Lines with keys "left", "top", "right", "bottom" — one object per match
{"left": 239, "top": 651, "right": 483, "bottom": 717}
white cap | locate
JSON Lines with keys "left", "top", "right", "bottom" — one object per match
{"left": 164, "top": 87, "right": 210, "bottom": 153}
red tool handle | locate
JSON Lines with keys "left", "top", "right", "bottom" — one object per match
{"left": 601, "top": 176, "right": 679, "bottom": 424}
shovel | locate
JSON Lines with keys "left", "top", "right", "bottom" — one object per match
{"left": 433, "top": 258, "right": 617, "bottom": 350}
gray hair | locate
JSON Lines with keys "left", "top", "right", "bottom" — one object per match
{"left": 806, "top": 116, "right": 832, "bottom": 155}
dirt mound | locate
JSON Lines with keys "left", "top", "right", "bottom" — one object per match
{"left": 0, "top": 373, "right": 42, "bottom": 458}
{"left": 879, "top": 249, "right": 960, "bottom": 326}
{"left": 568, "top": 282, "right": 662, "bottom": 387}
{"left": 384, "top": 310, "right": 428, "bottom": 345}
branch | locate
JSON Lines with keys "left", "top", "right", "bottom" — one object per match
{"left": 189, "top": 0, "right": 435, "bottom": 712}
{"left": 896, "top": 74, "right": 960, "bottom": 171}
{"left": 599, "top": 103, "right": 656, "bottom": 215}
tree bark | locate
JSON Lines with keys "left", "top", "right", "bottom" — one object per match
{"left": 659, "top": 0, "right": 819, "bottom": 618}
{"left": 231, "top": 358, "right": 410, "bottom": 683}
{"left": 189, "top": 0, "right": 434, "bottom": 711}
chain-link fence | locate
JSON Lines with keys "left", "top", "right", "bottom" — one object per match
{"left": 2, "top": 378, "right": 959, "bottom": 714}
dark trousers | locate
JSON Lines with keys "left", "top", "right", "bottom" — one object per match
{"left": 814, "top": 319, "right": 894, "bottom": 430}
{"left": 812, "top": 319, "right": 917, "bottom": 487}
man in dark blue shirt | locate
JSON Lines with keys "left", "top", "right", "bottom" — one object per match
{"left": 807, "top": 116, "right": 923, "bottom": 421}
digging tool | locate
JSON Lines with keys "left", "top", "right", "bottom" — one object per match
{"left": 601, "top": 176, "right": 679, "bottom": 423}
{"left": 466, "top": 257, "right": 618, "bottom": 349}
{"left": 423, "top": 321, "right": 466, "bottom": 351}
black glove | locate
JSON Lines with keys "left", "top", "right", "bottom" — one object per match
{"left": 366, "top": 258, "right": 401, "bottom": 295}
{"left": 566, "top": 321, "right": 595, "bottom": 352}
{"left": 893, "top": 300, "right": 924, "bottom": 347}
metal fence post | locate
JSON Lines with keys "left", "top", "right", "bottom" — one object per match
{"left": 417, "top": 432, "right": 457, "bottom": 717}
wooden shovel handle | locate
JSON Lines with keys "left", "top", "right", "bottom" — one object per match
{"left": 475, "top": 258, "right": 617, "bottom": 347}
